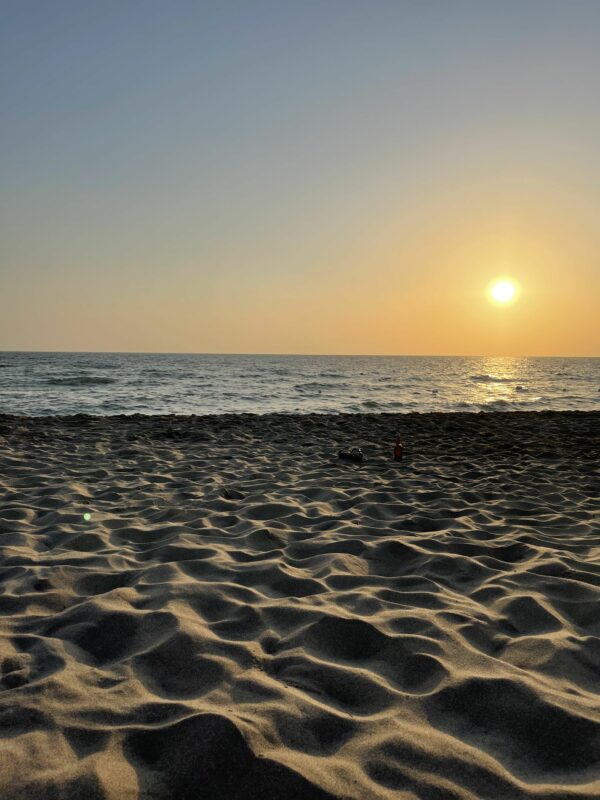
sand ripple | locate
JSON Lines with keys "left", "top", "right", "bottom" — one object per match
{"left": 0, "top": 411, "right": 599, "bottom": 799}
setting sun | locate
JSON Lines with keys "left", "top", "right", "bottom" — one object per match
{"left": 488, "top": 278, "right": 518, "bottom": 305}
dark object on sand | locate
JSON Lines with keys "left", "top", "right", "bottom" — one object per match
{"left": 394, "top": 434, "right": 404, "bottom": 461}
{"left": 338, "top": 447, "right": 364, "bottom": 463}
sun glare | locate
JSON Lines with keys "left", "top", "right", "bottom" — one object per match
{"left": 488, "top": 278, "right": 518, "bottom": 305}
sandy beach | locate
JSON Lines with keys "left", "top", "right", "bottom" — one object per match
{"left": 0, "top": 410, "right": 598, "bottom": 800}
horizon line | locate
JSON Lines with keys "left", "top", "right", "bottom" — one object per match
{"left": 1, "top": 350, "right": 598, "bottom": 359}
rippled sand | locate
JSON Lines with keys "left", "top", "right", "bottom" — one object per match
{"left": 0, "top": 411, "right": 598, "bottom": 799}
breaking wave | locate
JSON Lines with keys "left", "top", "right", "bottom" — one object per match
{"left": 47, "top": 375, "right": 117, "bottom": 387}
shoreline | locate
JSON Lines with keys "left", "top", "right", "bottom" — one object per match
{"left": 3, "top": 408, "right": 599, "bottom": 416}
{"left": 1, "top": 410, "right": 599, "bottom": 799}
{"left": 3, "top": 409, "right": 598, "bottom": 424}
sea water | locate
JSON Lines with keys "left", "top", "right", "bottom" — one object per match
{"left": 0, "top": 352, "right": 598, "bottom": 416}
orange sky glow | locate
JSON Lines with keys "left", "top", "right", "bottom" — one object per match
{"left": 1, "top": 2, "right": 598, "bottom": 356}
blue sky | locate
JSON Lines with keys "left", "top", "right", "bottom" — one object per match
{"left": 2, "top": 1, "right": 599, "bottom": 354}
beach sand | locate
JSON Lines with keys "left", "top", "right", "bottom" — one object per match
{"left": 0, "top": 411, "right": 598, "bottom": 800}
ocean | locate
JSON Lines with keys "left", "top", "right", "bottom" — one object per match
{"left": 0, "top": 352, "right": 598, "bottom": 416}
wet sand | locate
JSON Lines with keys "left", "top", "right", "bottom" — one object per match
{"left": 0, "top": 411, "right": 598, "bottom": 799}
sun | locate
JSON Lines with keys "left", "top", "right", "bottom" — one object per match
{"left": 488, "top": 278, "right": 518, "bottom": 305}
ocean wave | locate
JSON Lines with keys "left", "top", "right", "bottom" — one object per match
{"left": 2, "top": 353, "right": 597, "bottom": 415}
{"left": 77, "top": 362, "right": 120, "bottom": 370}
{"left": 295, "top": 381, "right": 348, "bottom": 392}
{"left": 469, "top": 374, "right": 517, "bottom": 384}
{"left": 98, "top": 399, "right": 124, "bottom": 409}
{"left": 47, "top": 375, "right": 117, "bottom": 386}
{"left": 142, "top": 369, "right": 173, "bottom": 377}
{"left": 480, "top": 396, "right": 544, "bottom": 410}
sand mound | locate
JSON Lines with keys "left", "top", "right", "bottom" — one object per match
{"left": 0, "top": 411, "right": 599, "bottom": 799}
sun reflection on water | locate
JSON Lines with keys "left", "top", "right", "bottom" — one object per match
{"left": 466, "top": 357, "right": 532, "bottom": 408}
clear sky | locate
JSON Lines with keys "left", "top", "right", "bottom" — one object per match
{"left": 1, "top": 0, "right": 599, "bottom": 355}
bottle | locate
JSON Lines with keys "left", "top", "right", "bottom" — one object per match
{"left": 394, "top": 434, "right": 403, "bottom": 462}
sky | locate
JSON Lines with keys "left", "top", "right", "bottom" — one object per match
{"left": 1, "top": 0, "right": 599, "bottom": 356}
